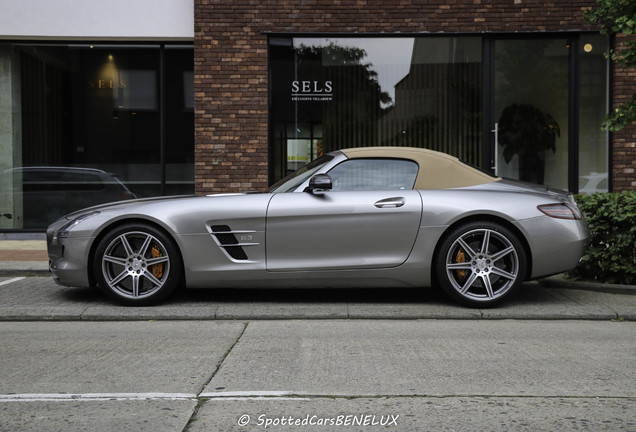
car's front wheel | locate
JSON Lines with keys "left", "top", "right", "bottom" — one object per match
{"left": 435, "top": 221, "right": 527, "bottom": 307}
{"left": 93, "top": 223, "right": 182, "bottom": 305}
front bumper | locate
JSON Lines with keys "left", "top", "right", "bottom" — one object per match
{"left": 47, "top": 218, "right": 93, "bottom": 287}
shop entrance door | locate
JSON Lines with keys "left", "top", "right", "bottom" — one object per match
{"left": 487, "top": 38, "right": 570, "bottom": 190}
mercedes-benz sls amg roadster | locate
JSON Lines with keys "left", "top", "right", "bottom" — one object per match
{"left": 47, "top": 147, "right": 588, "bottom": 307}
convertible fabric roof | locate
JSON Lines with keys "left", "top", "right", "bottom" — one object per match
{"left": 341, "top": 147, "right": 499, "bottom": 190}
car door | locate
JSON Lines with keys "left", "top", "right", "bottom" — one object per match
{"left": 266, "top": 158, "right": 423, "bottom": 271}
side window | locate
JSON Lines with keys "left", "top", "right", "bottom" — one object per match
{"left": 327, "top": 158, "right": 418, "bottom": 191}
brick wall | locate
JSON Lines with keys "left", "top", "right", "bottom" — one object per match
{"left": 612, "top": 35, "right": 636, "bottom": 192}
{"left": 195, "top": 0, "right": 633, "bottom": 193}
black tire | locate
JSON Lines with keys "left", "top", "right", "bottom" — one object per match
{"left": 93, "top": 223, "right": 182, "bottom": 305}
{"left": 435, "top": 221, "right": 527, "bottom": 307}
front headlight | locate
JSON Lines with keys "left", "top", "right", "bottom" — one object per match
{"left": 57, "top": 211, "right": 101, "bottom": 239}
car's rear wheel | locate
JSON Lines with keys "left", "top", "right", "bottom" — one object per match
{"left": 435, "top": 221, "right": 526, "bottom": 307}
{"left": 93, "top": 223, "right": 182, "bottom": 305}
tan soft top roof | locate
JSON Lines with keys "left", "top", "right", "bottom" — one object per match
{"left": 340, "top": 147, "right": 499, "bottom": 190}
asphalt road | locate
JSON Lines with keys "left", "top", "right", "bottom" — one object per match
{"left": 0, "top": 276, "right": 635, "bottom": 431}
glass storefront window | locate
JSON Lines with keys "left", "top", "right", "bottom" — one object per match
{"left": 165, "top": 45, "right": 195, "bottom": 196}
{"left": 269, "top": 36, "right": 482, "bottom": 180}
{"left": 0, "top": 43, "right": 193, "bottom": 230}
{"left": 579, "top": 34, "right": 609, "bottom": 194}
{"left": 269, "top": 35, "right": 609, "bottom": 194}
{"left": 494, "top": 38, "right": 569, "bottom": 189}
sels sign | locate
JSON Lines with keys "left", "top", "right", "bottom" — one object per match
{"left": 89, "top": 80, "right": 127, "bottom": 89}
{"left": 291, "top": 80, "right": 333, "bottom": 102}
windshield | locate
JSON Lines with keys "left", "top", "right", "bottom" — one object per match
{"left": 267, "top": 155, "right": 335, "bottom": 193}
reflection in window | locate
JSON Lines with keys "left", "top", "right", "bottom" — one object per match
{"left": 495, "top": 39, "right": 569, "bottom": 189}
{"left": 0, "top": 43, "right": 193, "bottom": 230}
{"left": 6, "top": 167, "right": 136, "bottom": 229}
{"left": 269, "top": 36, "right": 482, "bottom": 181}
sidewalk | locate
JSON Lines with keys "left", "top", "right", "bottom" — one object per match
{"left": 0, "top": 240, "right": 49, "bottom": 275}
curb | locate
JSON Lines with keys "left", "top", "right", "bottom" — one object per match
{"left": 0, "top": 261, "right": 49, "bottom": 277}
{"left": 540, "top": 275, "right": 636, "bottom": 295}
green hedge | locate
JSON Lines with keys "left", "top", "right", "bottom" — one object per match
{"left": 568, "top": 191, "right": 636, "bottom": 285}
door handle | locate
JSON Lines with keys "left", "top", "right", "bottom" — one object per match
{"left": 374, "top": 197, "right": 405, "bottom": 208}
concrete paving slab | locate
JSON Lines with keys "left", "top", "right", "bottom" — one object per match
{"left": 80, "top": 305, "right": 220, "bottom": 321}
{"left": 345, "top": 285, "right": 482, "bottom": 319}
{"left": 0, "top": 319, "right": 634, "bottom": 431}
{"left": 481, "top": 286, "right": 619, "bottom": 320}
{"left": 347, "top": 302, "right": 483, "bottom": 319}
{"left": 0, "top": 307, "right": 88, "bottom": 321}
{"left": 0, "top": 277, "right": 85, "bottom": 304}
{"left": 204, "top": 320, "right": 636, "bottom": 398}
{"left": 0, "top": 321, "right": 245, "bottom": 395}
{"left": 215, "top": 302, "right": 349, "bottom": 320}
{"left": 190, "top": 396, "right": 636, "bottom": 432}
{"left": 0, "top": 398, "right": 197, "bottom": 432}
{"left": 0, "top": 277, "right": 95, "bottom": 320}
{"left": 555, "top": 288, "right": 636, "bottom": 321}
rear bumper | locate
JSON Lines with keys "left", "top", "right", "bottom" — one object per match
{"left": 515, "top": 216, "right": 588, "bottom": 279}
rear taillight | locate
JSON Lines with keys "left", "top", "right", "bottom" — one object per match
{"left": 538, "top": 203, "right": 582, "bottom": 220}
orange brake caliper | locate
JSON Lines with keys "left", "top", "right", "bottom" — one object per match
{"left": 455, "top": 248, "right": 466, "bottom": 281}
{"left": 151, "top": 245, "right": 164, "bottom": 279}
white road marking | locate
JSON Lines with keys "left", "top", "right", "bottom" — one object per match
{"left": 0, "top": 391, "right": 310, "bottom": 402}
{"left": 0, "top": 393, "right": 197, "bottom": 402}
{"left": 0, "top": 277, "right": 25, "bottom": 287}
{"left": 204, "top": 396, "right": 311, "bottom": 401}
{"left": 200, "top": 390, "right": 307, "bottom": 399}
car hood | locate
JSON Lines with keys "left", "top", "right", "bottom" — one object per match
{"left": 61, "top": 193, "right": 258, "bottom": 220}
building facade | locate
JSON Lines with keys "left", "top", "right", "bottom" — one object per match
{"left": 1, "top": 0, "right": 635, "bottom": 232}
{"left": 0, "top": 0, "right": 194, "bottom": 231}
{"left": 195, "top": 0, "right": 635, "bottom": 196}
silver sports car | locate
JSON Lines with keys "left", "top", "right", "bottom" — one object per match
{"left": 47, "top": 147, "right": 588, "bottom": 307}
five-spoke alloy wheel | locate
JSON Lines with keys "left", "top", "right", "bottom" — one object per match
{"left": 93, "top": 223, "right": 182, "bottom": 305}
{"left": 436, "top": 221, "right": 527, "bottom": 307}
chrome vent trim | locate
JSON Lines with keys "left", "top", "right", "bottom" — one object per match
{"left": 210, "top": 225, "right": 258, "bottom": 262}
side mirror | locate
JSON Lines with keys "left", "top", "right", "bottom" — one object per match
{"left": 305, "top": 173, "right": 333, "bottom": 193}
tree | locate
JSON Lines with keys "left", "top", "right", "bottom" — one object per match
{"left": 294, "top": 43, "right": 392, "bottom": 151}
{"left": 585, "top": 0, "right": 636, "bottom": 131}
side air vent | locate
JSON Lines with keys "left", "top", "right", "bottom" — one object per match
{"left": 210, "top": 225, "right": 251, "bottom": 261}
{"left": 223, "top": 246, "right": 248, "bottom": 261}
{"left": 211, "top": 225, "right": 231, "bottom": 232}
